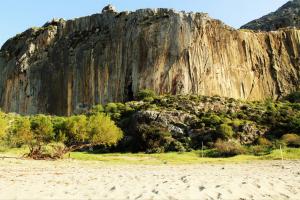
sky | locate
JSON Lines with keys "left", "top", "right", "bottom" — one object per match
{"left": 0, "top": 0, "right": 289, "bottom": 48}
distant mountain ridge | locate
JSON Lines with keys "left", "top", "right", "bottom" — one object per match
{"left": 241, "top": 0, "right": 300, "bottom": 31}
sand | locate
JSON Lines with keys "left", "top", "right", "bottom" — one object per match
{"left": 0, "top": 158, "right": 299, "bottom": 200}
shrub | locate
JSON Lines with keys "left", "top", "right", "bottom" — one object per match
{"left": 202, "top": 114, "right": 221, "bottom": 126}
{"left": 9, "top": 115, "right": 56, "bottom": 159}
{"left": 136, "top": 89, "right": 156, "bottom": 101}
{"left": 0, "top": 113, "right": 9, "bottom": 139}
{"left": 288, "top": 116, "right": 300, "bottom": 132}
{"left": 213, "top": 140, "right": 245, "bottom": 157}
{"left": 11, "top": 117, "right": 32, "bottom": 147}
{"left": 51, "top": 116, "right": 67, "bottom": 142}
{"left": 217, "top": 124, "right": 234, "bottom": 139}
{"left": 136, "top": 124, "right": 172, "bottom": 153}
{"left": 40, "top": 142, "right": 66, "bottom": 159}
{"left": 7, "top": 113, "right": 123, "bottom": 159}
{"left": 30, "top": 115, "right": 54, "bottom": 143}
{"left": 165, "top": 139, "right": 186, "bottom": 152}
{"left": 231, "top": 119, "right": 243, "bottom": 129}
{"left": 143, "top": 97, "right": 154, "bottom": 102}
{"left": 281, "top": 134, "right": 300, "bottom": 148}
{"left": 64, "top": 113, "right": 123, "bottom": 151}
{"left": 65, "top": 115, "right": 88, "bottom": 144}
{"left": 285, "top": 91, "right": 300, "bottom": 103}
{"left": 105, "top": 103, "right": 118, "bottom": 113}
{"left": 249, "top": 145, "right": 272, "bottom": 156}
{"left": 103, "top": 102, "right": 133, "bottom": 120}
{"left": 221, "top": 117, "right": 232, "bottom": 124}
{"left": 87, "top": 113, "right": 123, "bottom": 147}
{"left": 272, "top": 140, "right": 287, "bottom": 149}
{"left": 256, "top": 137, "right": 272, "bottom": 147}
{"left": 89, "top": 105, "right": 104, "bottom": 115}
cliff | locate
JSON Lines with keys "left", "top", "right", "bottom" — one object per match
{"left": 1, "top": 6, "right": 300, "bottom": 115}
{"left": 241, "top": 0, "right": 300, "bottom": 31}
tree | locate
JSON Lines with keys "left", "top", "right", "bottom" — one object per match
{"left": 11, "top": 117, "right": 32, "bottom": 146}
{"left": 64, "top": 113, "right": 123, "bottom": 152}
{"left": 30, "top": 115, "right": 54, "bottom": 143}
{"left": 64, "top": 115, "right": 88, "bottom": 145}
{"left": 28, "top": 115, "right": 54, "bottom": 158}
{"left": 88, "top": 113, "right": 123, "bottom": 146}
{"left": 51, "top": 116, "right": 67, "bottom": 143}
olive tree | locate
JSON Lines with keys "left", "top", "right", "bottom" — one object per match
{"left": 65, "top": 113, "right": 123, "bottom": 152}
{"left": 29, "top": 115, "right": 54, "bottom": 158}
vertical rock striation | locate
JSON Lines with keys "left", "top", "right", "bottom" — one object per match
{"left": 0, "top": 7, "right": 300, "bottom": 115}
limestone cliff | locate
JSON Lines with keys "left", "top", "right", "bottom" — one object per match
{"left": 0, "top": 6, "right": 300, "bottom": 115}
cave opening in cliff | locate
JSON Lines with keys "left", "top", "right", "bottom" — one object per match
{"left": 127, "top": 82, "right": 134, "bottom": 101}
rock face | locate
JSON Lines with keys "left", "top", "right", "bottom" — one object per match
{"left": 0, "top": 5, "right": 300, "bottom": 115}
{"left": 241, "top": 0, "right": 300, "bottom": 31}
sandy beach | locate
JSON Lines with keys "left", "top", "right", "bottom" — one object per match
{"left": 0, "top": 158, "right": 299, "bottom": 200}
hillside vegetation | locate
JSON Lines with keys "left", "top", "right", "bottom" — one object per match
{"left": 1, "top": 90, "right": 300, "bottom": 159}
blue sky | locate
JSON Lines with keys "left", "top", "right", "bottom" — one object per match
{"left": 0, "top": 0, "right": 288, "bottom": 47}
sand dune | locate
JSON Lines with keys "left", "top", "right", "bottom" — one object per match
{"left": 0, "top": 159, "right": 299, "bottom": 200}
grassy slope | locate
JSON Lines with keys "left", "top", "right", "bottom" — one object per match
{"left": 1, "top": 147, "right": 300, "bottom": 165}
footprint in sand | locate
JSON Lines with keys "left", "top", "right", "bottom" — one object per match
{"left": 199, "top": 186, "right": 205, "bottom": 191}
{"left": 152, "top": 189, "right": 159, "bottom": 194}
{"left": 110, "top": 186, "right": 116, "bottom": 191}
{"left": 180, "top": 176, "right": 188, "bottom": 183}
{"left": 280, "top": 193, "right": 290, "bottom": 199}
{"left": 135, "top": 194, "right": 143, "bottom": 200}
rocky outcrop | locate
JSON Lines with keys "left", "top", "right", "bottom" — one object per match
{"left": 241, "top": 0, "right": 300, "bottom": 31}
{"left": 123, "top": 95, "right": 270, "bottom": 150}
{"left": 0, "top": 5, "right": 300, "bottom": 115}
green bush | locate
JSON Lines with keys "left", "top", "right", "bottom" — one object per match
{"left": 30, "top": 115, "right": 54, "bottom": 143}
{"left": 213, "top": 140, "right": 245, "bottom": 157}
{"left": 256, "top": 137, "right": 272, "bottom": 147}
{"left": 63, "top": 113, "right": 123, "bottom": 152}
{"left": 0, "top": 113, "right": 9, "bottom": 139}
{"left": 272, "top": 140, "right": 287, "bottom": 149}
{"left": 9, "top": 115, "right": 56, "bottom": 159}
{"left": 136, "top": 124, "right": 172, "bottom": 153}
{"left": 217, "top": 124, "right": 234, "bottom": 139}
{"left": 88, "top": 113, "right": 123, "bottom": 147}
{"left": 281, "top": 134, "right": 300, "bottom": 148}
{"left": 4, "top": 112, "right": 123, "bottom": 159}
{"left": 136, "top": 89, "right": 156, "bottom": 101}
{"left": 249, "top": 145, "right": 272, "bottom": 156}
{"left": 165, "top": 139, "right": 186, "bottom": 152}
{"left": 51, "top": 116, "right": 67, "bottom": 142}
{"left": 10, "top": 117, "right": 32, "bottom": 147}
{"left": 89, "top": 105, "right": 104, "bottom": 115}
{"left": 231, "top": 119, "right": 244, "bottom": 129}
{"left": 40, "top": 142, "right": 66, "bottom": 159}
{"left": 285, "top": 91, "right": 300, "bottom": 103}
{"left": 202, "top": 114, "right": 221, "bottom": 126}
{"left": 105, "top": 103, "right": 119, "bottom": 113}
{"left": 65, "top": 115, "right": 88, "bottom": 144}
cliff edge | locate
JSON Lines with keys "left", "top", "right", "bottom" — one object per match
{"left": 0, "top": 5, "right": 300, "bottom": 115}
